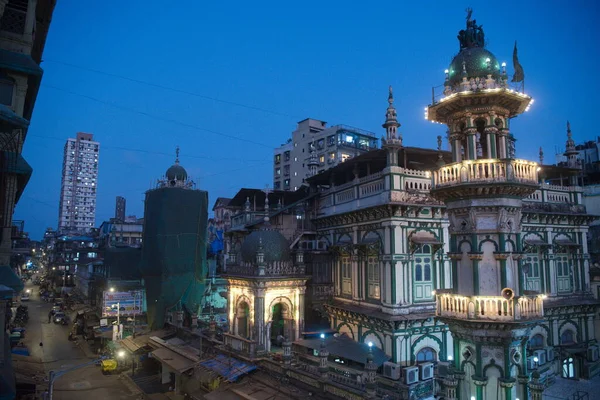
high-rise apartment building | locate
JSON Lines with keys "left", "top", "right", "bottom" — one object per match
{"left": 273, "top": 118, "right": 378, "bottom": 191}
{"left": 58, "top": 132, "right": 100, "bottom": 233}
{"left": 115, "top": 196, "right": 126, "bottom": 221}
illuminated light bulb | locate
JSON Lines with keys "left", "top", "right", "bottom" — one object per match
{"left": 320, "top": 333, "right": 325, "bottom": 339}
{"left": 368, "top": 342, "right": 373, "bottom": 348}
{"left": 533, "top": 356, "right": 539, "bottom": 363}
{"left": 501, "top": 62, "right": 506, "bottom": 67}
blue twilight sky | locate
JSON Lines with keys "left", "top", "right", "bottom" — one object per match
{"left": 14, "top": 0, "right": 600, "bottom": 239}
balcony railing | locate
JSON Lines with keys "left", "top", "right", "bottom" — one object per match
{"left": 436, "top": 293, "right": 544, "bottom": 322}
{"left": 225, "top": 261, "right": 306, "bottom": 276}
{"left": 432, "top": 159, "right": 538, "bottom": 188}
{"left": 223, "top": 333, "right": 257, "bottom": 357}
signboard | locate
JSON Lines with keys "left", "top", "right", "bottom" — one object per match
{"left": 102, "top": 290, "right": 143, "bottom": 318}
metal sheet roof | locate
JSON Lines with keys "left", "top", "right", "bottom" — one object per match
{"left": 151, "top": 347, "right": 197, "bottom": 374}
{"left": 200, "top": 354, "right": 256, "bottom": 382}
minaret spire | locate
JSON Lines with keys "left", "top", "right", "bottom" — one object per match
{"left": 382, "top": 86, "right": 403, "bottom": 167}
{"left": 175, "top": 145, "right": 180, "bottom": 164}
{"left": 564, "top": 120, "right": 579, "bottom": 169}
{"left": 539, "top": 147, "right": 544, "bottom": 165}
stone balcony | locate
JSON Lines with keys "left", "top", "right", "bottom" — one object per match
{"left": 435, "top": 293, "right": 544, "bottom": 323}
{"left": 431, "top": 158, "right": 539, "bottom": 200}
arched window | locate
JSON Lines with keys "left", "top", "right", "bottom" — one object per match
{"left": 560, "top": 329, "right": 575, "bottom": 345}
{"left": 416, "top": 347, "right": 437, "bottom": 363}
{"left": 529, "top": 334, "right": 544, "bottom": 349}
{"left": 0, "top": 73, "right": 14, "bottom": 106}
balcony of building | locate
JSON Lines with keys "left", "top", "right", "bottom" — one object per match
{"left": 435, "top": 292, "right": 544, "bottom": 322}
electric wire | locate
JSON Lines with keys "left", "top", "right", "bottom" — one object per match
{"left": 43, "top": 59, "right": 301, "bottom": 120}
{"left": 41, "top": 84, "right": 275, "bottom": 149}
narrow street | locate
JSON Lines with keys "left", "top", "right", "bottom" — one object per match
{"left": 18, "top": 279, "right": 140, "bottom": 399}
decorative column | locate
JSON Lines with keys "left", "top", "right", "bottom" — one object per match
{"left": 364, "top": 343, "right": 378, "bottom": 399}
{"left": 499, "top": 378, "right": 516, "bottom": 400}
{"left": 517, "top": 375, "right": 530, "bottom": 400}
{"left": 318, "top": 334, "right": 329, "bottom": 382}
{"left": 297, "top": 287, "right": 305, "bottom": 336}
{"left": 498, "top": 129, "right": 509, "bottom": 159}
{"left": 472, "top": 376, "right": 487, "bottom": 400}
{"left": 209, "top": 315, "right": 216, "bottom": 340}
{"left": 528, "top": 370, "right": 544, "bottom": 400}
{"left": 282, "top": 339, "right": 292, "bottom": 368}
{"left": 442, "top": 365, "right": 459, "bottom": 400}
{"left": 254, "top": 287, "right": 266, "bottom": 352}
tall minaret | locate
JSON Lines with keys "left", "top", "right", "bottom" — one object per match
{"left": 382, "top": 86, "right": 402, "bottom": 166}
{"left": 564, "top": 121, "right": 580, "bottom": 185}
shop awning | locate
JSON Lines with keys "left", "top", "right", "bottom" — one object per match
{"left": 410, "top": 236, "right": 442, "bottom": 245}
{"left": 200, "top": 354, "right": 256, "bottom": 382}
{"left": 151, "top": 347, "right": 197, "bottom": 374}
{"left": 524, "top": 239, "right": 551, "bottom": 246}
{"left": 555, "top": 239, "right": 580, "bottom": 247}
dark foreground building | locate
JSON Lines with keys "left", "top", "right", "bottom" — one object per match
{"left": 141, "top": 149, "right": 208, "bottom": 329}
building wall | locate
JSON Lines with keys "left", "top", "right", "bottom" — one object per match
{"left": 115, "top": 196, "right": 126, "bottom": 221}
{"left": 58, "top": 132, "right": 99, "bottom": 233}
{"left": 273, "top": 119, "right": 378, "bottom": 191}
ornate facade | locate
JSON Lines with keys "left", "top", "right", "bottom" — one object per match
{"left": 298, "top": 12, "right": 600, "bottom": 400}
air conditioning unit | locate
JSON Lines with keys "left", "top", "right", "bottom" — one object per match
{"left": 546, "top": 347, "right": 555, "bottom": 362}
{"left": 420, "top": 362, "right": 434, "bottom": 380}
{"left": 403, "top": 366, "right": 419, "bottom": 385}
{"left": 383, "top": 362, "right": 401, "bottom": 380}
{"left": 436, "top": 361, "right": 450, "bottom": 378}
{"left": 588, "top": 346, "right": 599, "bottom": 362}
{"left": 534, "top": 349, "right": 547, "bottom": 365}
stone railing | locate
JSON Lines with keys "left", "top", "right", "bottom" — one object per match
{"left": 436, "top": 293, "right": 544, "bottom": 322}
{"left": 432, "top": 159, "right": 538, "bottom": 188}
{"left": 223, "top": 333, "right": 257, "bottom": 357}
{"left": 225, "top": 261, "right": 305, "bottom": 276}
{"left": 359, "top": 179, "right": 385, "bottom": 197}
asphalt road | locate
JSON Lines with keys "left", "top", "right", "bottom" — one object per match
{"left": 19, "top": 279, "right": 140, "bottom": 400}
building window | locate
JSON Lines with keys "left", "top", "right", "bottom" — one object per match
{"left": 319, "top": 155, "right": 325, "bottom": 163}
{"left": 284, "top": 179, "right": 290, "bottom": 188}
{"left": 560, "top": 329, "right": 575, "bottom": 345}
{"left": 525, "top": 255, "right": 541, "bottom": 292}
{"left": 284, "top": 165, "right": 290, "bottom": 176}
{"left": 284, "top": 151, "right": 291, "bottom": 161}
{"left": 342, "top": 257, "right": 351, "bottom": 295}
{"left": 0, "top": 0, "right": 28, "bottom": 35}
{"left": 529, "top": 334, "right": 544, "bottom": 349}
{"left": 416, "top": 347, "right": 437, "bottom": 363}
{"left": 294, "top": 172, "right": 297, "bottom": 176}
{"left": 341, "top": 153, "right": 352, "bottom": 162}
{"left": 367, "top": 256, "right": 380, "bottom": 299}
{"left": 0, "top": 74, "right": 15, "bottom": 106}
{"left": 329, "top": 152, "right": 335, "bottom": 160}
{"left": 327, "top": 135, "right": 335, "bottom": 146}
{"left": 275, "top": 154, "right": 281, "bottom": 164}
{"left": 275, "top": 167, "right": 281, "bottom": 176}
{"left": 274, "top": 181, "right": 281, "bottom": 190}
{"left": 414, "top": 245, "right": 433, "bottom": 301}
{"left": 556, "top": 255, "right": 571, "bottom": 293}
{"left": 317, "top": 139, "right": 325, "bottom": 149}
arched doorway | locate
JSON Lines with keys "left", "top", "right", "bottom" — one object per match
{"left": 270, "top": 303, "right": 293, "bottom": 347}
{"left": 236, "top": 301, "right": 250, "bottom": 339}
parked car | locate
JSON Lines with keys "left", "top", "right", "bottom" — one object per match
{"left": 54, "top": 312, "right": 68, "bottom": 325}
{"left": 20, "top": 292, "right": 30, "bottom": 302}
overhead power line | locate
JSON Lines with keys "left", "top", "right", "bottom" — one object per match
{"left": 43, "top": 59, "right": 301, "bottom": 120}
{"left": 42, "top": 84, "right": 275, "bottom": 149}
{"left": 27, "top": 134, "right": 269, "bottom": 163}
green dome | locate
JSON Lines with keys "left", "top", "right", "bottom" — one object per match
{"left": 241, "top": 229, "right": 290, "bottom": 263}
{"left": 166, "top": 163, "right": 187, "bottom": 181}
{"left": 447, "top": 47, "right": 501, "bottom": 86}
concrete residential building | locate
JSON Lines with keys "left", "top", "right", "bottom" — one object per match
{"left": 0, "top": 1, "right": 57, "bottom": 398}
{"left": 115, "top": 195, "right": 126, "bottom": 221}
{"left": 58, "top": 132, "right": 100, "bottom": 233}
{"left": 273, "top": 118, "right": 378, "bottom": 191}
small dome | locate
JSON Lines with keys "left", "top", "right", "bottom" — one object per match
{"left": 166, "top": 163, "right": 187, "bottom": 181}
{"left": 241, "top": 229, "right": 290, "bottom": 263}
{"left": 447, "top": 47, "right": 501, "bottom": 86}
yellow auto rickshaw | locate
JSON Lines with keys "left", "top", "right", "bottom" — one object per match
{"left": 101, "top": 359, "right": 118, "bottom": 374}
